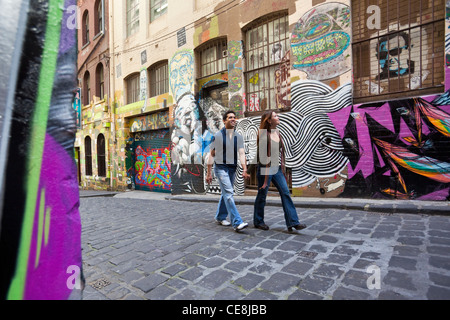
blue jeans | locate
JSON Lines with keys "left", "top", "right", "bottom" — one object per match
{"left": 214, "top": 165, "right": 244, "bottom": 228}
{"left": 254, "top": 166, "right": 300, "bottom": 228}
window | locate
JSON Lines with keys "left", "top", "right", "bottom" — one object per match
{"left": 95, "top": 0, "right": 104, "bottom": 35}
{"left": 149, "top": 61, "right": 169, "bottom": 97}
{"left": 244, "top": 13, "right": 289, "bottom": 113}
{"left": 85, "top": 136, "right": 93, "bottom": 176}
{"left": 197, "top": 38, "right": 228, "bottom": 79}
{"left": 150, "top": 0, "right": 168, "bottom": 22}
{"left": 83, "top": 71, "right": 91, "bottom": 106}
{"left": 127, "top": 0, "right": 140, "bottom": 37}
{"left": 96, "top": 63, "right": 104, "bottom": 99}
{"left": 82, "top": 10, "right": 89, "bottom": 45}
{"left": 97, "top": 134, "right": 106, "bottom": 177}
{"left": 126, "top": 73, "right": 141, "bottom": 104}
{"left": 352, "top": 0, "right": 445, "bottom": 103}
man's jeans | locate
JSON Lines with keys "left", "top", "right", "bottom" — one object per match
{"left": 214, "top": 165, "right": 244, "bottom": 228}
{"left": 254, "top": 166, "right": 300, "bottom": 228}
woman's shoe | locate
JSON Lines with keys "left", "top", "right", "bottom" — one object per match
{"left": 255, "top": 224, "right": 269, "bottom": 230}
{"left": 288, "top": 224, "right": 307, "bottom": 232}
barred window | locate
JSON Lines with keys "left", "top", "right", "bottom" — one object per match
{"left": 126, "top": 73, "right": 141, "bottom": 104}
{"left": 244, "top": 12, "right": 289, "bottom": 113}
{"left": 197, "top": 38, "right": 228, "bottom": 79}
{"left": 149, "top": 61, "right": 169, "bottom": 97}
{"left": 352, "top": 0, "right": 445, "bottom": 103}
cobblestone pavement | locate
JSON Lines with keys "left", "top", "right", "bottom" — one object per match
{"left": 79, "top": 196, "right": 450, "bottom": 300}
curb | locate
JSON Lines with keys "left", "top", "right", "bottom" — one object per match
{"left": 165, "top": 196, "right": 449, "bottom": 216}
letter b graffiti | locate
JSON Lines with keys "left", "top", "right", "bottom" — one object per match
{"left": 67, "top": 265, "right": 81, "bottom": 290}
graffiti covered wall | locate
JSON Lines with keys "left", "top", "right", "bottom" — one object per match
{"left": 1, "top": 0, "right": 83, "bottom": 299}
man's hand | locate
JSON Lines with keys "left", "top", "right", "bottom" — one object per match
{"left": 206, "top": 172, "right": 213, "bottom": 184}
{"left": 242, "top": 170, "right": 251, "bottom": 180}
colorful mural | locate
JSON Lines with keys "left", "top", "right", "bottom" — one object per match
{"left": 291, "top": 2, "right": 351, "bottom": 80}
{"left": 228, "top": 40, "right": 245, "bottom": 117}
{"left": 1, "top": 0, "right": 83, "bottom": 299}
{"left": 170, "top": 50, "right": 204, "bottom": 194}
{"left": 135, "top": 146, "right": 171, "bottom": 192}
{"left": 330, "top": 94, "right": 450, "bottom": 200}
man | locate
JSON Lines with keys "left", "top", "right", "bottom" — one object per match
{"left": 206, "top": 110, "right": 250, "bottom": 232}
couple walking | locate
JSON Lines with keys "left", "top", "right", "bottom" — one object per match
{"left": 206, "top": 110, "right": 307, "bottom": 233}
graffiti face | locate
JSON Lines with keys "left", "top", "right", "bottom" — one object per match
{"left": 174, "top": 97, "right": 199, "bottom": 136}
{"left": 169, "top": 51, "right": 194, "bottom": 102}
{"left": 376, "top": 33, "right": 414, "bottom": 81}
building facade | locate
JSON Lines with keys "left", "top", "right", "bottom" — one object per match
{"left": 75, "top": 0, "right": 114, "bottom": 190}
{"left": 78, "top": 0, "right": 450, "bottom": 201}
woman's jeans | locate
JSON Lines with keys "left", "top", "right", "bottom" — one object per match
{"left": 254, "top": 166, "right": 300, "bottom": 227}
{"left": 214, "top": 164, "right": 244, "bottom": 228}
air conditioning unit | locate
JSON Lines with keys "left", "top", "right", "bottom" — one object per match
{"left": 222, "top": 50, "right": 228, "bottom": 58}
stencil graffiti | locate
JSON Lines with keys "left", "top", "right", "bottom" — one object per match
{"left": 375, "top": 32, "right": 415, "bottom": 81}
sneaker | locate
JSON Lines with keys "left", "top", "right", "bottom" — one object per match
{"left": 234, "top": 222, "right": 248, "bottom": 232}
{"left": 216, "top": 219, "right": 231, "bottom": 226}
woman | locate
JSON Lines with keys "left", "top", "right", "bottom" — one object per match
{"left": 253, "top": 110, "right": 307, "bottom": 232}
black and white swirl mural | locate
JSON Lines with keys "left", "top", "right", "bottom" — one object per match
{"left": 234, "top": 80, "right": 352, "bottom": 195}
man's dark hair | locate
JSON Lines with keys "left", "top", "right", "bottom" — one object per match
{"left": 223, "top": 110, "right": 236, "bottom": 121}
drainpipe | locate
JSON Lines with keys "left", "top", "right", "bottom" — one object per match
{"left": 109, "top": 0, "right": 116, "bottom": 191}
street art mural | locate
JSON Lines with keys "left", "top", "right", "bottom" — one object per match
{"left": 169, "top": 50, "right": 204, "bottom": 194}
{"left": 235, "top": 80, "right": 352, "bottom": 196}
{"left": 275, "top": 51, "right": 291, "bottom": 110}
{"left": 130, "top": 111, "right": 170, "bottom": 133}
{"left": 291, "top": 2, "right": 351, "bottom": 80}
{"left": 330, "top": 93, "right": 450, "bottom": 201}
{"left": 0, "top": 0, "right": 83, "bottom": 299}
{"left": 199, "top": 81, "right": 228, "bottom": 194}
{"left": 135, "top": 146, "right": 171, "bottom": 192}
{"left": 228, "top": 40, "right": 245, "bottom": 117}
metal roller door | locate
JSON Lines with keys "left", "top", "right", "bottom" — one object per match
{"left": 131, "top": 129, "right": 171, "bottom": 193}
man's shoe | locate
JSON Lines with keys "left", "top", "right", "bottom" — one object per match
{"left": 216, "top": 220, "right": 231, "bottom": 226}
{"left": 234, "top": 222, "right": 248, "bottom": 232}
{"left": 255, "top": 224, "right": 269, "bottom": 230}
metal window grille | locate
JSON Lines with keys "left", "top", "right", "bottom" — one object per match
{"left": 126, "top": 73, "right": 141, "bottom": 104}
{"left": 244, "top": 12, "right": 289, "bottom": 113}
{"left": 352, "top": 0, "right": 445, "bottom": 104}
{"left": 149, "top": 61, "right": 169, "bottom": 97}
{"left": 197, "top": 38, "right": 228, "bottom": 79}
